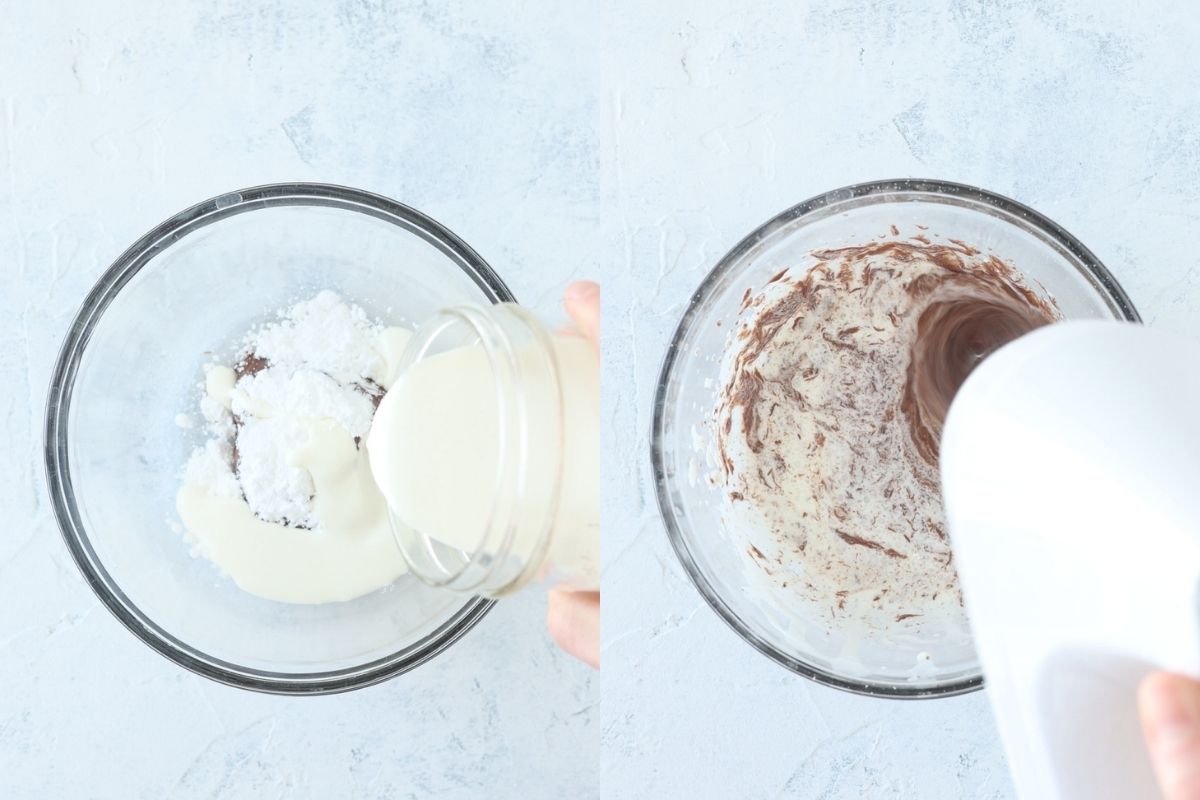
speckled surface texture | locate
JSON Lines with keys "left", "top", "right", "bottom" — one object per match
{"left": 5, "top": 1, "right": 1200, "bottom": 798}
{"left": 601, "top": 1, "right": 1200, "bottom": 798}
{"left": 0, "top": 3, "right": 597, "bottom": 798}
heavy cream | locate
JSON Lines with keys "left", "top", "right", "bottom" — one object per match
{"left": 367, "top": 331, "right": 600, "bottom": 592}
{"left": 176, "top": 419, "right": 404, "bottom": 604}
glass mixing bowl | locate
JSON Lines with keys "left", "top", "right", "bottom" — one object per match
{"left": 45, "top": 183, "right": 507, "bottom": 694}
{"left": 652, "top": 179, "right": 1140, "bottom": 698}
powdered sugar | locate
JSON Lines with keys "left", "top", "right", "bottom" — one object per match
{"left": 183, "top": 440, "right": 241, "bottom": 501}
{"left": 231, "top": 369, "right": 376, "bottom": 439}
{"left": 199, "top": 394, "right": 235, "bottom": 439}
{"left": 236, "top": 417, "right": 318, "bottom": 527}
{"left": 248, "top": 290, "right": 387, "bottom": 386}
{"left": 181, "top": 292, "right": 403, "bottom": 530}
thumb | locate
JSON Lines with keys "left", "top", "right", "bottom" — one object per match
{"left": 547, "top": 587, "right": 600, "bottom": 669}
{"left": 563, "top": 280, "right": 600, "bottom": 356}
{"left": 1139, "top": 671, "right": 1200, "bottom": 800}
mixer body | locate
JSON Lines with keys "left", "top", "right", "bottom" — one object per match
{"left": 941, "top": 321, "right": 1200, "bottom": 799}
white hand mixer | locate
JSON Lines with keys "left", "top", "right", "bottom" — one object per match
{"left": 941, "top": 320, "right": 1200, "bottom": 799}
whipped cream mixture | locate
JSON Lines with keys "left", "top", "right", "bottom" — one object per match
{"left": 176, "top": 292, "right": 412, "bottom": 604}
{"left": 716, "top": 238, "right": 1058, "bottom": 639}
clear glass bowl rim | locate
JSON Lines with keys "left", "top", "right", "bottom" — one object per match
{"left": 43, "top": 182, "right": 513, "bottom": 695}
{"left": 650, "top": 178, "right": 1141, "bottom": 699}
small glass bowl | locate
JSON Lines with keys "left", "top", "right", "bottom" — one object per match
{"left": 651, "top": 179, "right": 1140, "bottom": 698}
{"left": 45, "top": 183, "right": 507, "bottom": 694}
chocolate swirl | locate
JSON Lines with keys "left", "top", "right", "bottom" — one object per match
{"left": 902, "top": 271, "right": 1055, "bottom": 466}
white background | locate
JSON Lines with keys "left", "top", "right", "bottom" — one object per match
{"left": 3, "top": 1, "right": 1199, "bottom": 799}
{"left": 0, "top": 3, "right": 599, "bottom": 799}
{"left": 601, "top": 1, "right": 1200, "bottom": 799}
